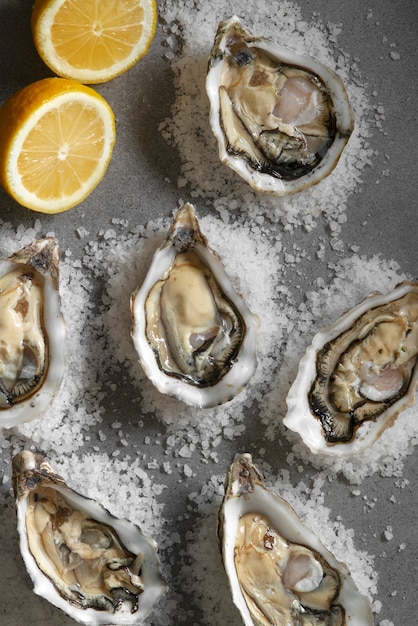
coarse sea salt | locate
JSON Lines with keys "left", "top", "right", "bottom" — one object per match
{"left": 2, "top": 177, "right": 413, "bottom": 624}
{"left": 0, "top": 203, "right": 412, "bottom": 623}
{"left": 260, "top": 253, "right": 418, "bottom": 482}
{"left": 158, "top": 0, "right": 377, "bottom": 236}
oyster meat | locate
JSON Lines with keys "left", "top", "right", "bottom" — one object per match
{"left": 0, "top": 237, "right": 65, "bottom": 428}
{"left": 285, "top": 281, "right": 418, "bottom": 455}
{"left": 206, "top": 16, "right": 354, "bottom": 195}
{"left": 12, "top": 450, "right": 167, "bottom": 625}
{"left": 131, "top": 203, "right": 258, "bottom": 407}
{"left": 219, "top": 453, "right": 373, "bottom": 626}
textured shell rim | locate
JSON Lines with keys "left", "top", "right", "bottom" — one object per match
{"left": 16, "top": 477, "right": 167, "bottom": 624}
{"left": 0, "top": 255, "right": 66, "bottom": 429}
{"left": 219, "top": 454, "right": 373, "bottom": 626}
{"left": 284, "top": 281, "right": 418, "bottom": 456}
{"left": 206, "top": 15, "right": 355, "bottom": 196}
{"left": 131, "top": 238, "right": 258, "bottom": 408}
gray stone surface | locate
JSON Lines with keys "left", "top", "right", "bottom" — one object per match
{"left": 0, "top": 1, "right": 417, "bottom": 624}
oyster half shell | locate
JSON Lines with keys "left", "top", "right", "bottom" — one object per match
{"left": 0, "top": 238, "right": 65, "bottom": 428}
{"left": 206, "top": 16, "right": 354, "bottom": 195}
{"left": 285, "top": 281, "right": 418, "bottom": 455}
{"left": 219, "top": 453, "right": 373, "bottom": 626}
{"left": 131, "top": 203, "right": 258, "bottom": 407}
{"left": 12, "top": 450, "right": 167, "bottom": 625}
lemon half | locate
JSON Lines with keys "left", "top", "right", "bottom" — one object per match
{"left": 0, "top": 77, "right": 116, "bottom": 213}
{"left": 32, "top": 0, "right": 157, "bottom": 84}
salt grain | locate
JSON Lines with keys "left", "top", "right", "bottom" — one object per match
{"left": 383, "top": 526, "right": 393, "bottom": 541}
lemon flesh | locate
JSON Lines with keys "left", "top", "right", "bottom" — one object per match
{"left": 0, "top": 77, "right": 116, "bottom": 213}
{"left": 32, "top": 0, "right": 157, "bottom": 83}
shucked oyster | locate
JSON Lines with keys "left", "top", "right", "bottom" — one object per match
{"left": 219, "top": 453, "right": 373, "bottom": 626}
{"left": 131, "top": 203, "right": 258, "bottom": 407}
{"left": 285, "top": 281, "right": 418, "bottom": 455}
{"left": 12, "top": 450, "right": 166, "bottom": 625}
{"left": 206, "top": 16, "right": 354, "bottom": 195}
{"left": 0, "top": 238, "right": 65, "bottom": 428}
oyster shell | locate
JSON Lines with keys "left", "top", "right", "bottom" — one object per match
{"left": 12, "top": 450, "right": 167, "bottom": 625}
{"left": 206, "top": 16, "right": 354, "bottom": 195}
{"left": 0, "top": 237, "right": 65, "bottom": 428}
{"left": 285, "top": 281, "right": 418, "bottom": 455}
{"left": 219, "top": 453, "right": 373, "bottom": 626}
{"left": 131, "top": 203, "right": 258, "bottom": 407}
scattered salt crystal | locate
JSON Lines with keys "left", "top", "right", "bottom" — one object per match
{"left": 223, "top": 427, "right": 235, "bottom": 439}
{"left": 76, "top": 226, "right": 90, "bottom": 239}
{"left": 383, "top": 526, "right": 393, "bottom": 541}
{"left": 373, "top": 600, "right": 383, "bottom": 613}
{"left": 179, "top": 445, "right": 192, "bottom": 458}
{"left": 111, "top": 217, "right": 129, "bottom": 227}
{"left": 163, "top": 34, "right": 175, "bottom": 48}
{"left": 389, "top": 51, "right": 401, "bottom": 60}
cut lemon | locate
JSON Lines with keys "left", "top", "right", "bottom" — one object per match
{"left": 32, "top": 0, "right": 157, "bottom": 84}
{"left": 0, "top": 77, "right": 116, "bottom": 213}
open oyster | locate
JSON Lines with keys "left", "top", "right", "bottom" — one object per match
{"left": 12, "top": 450, "right": 167, "bottom": 625}
{"left": 206, "top": 16, "right": 354, "bottom": 195}
{"left": 285, "top": 281, "right": 418, "bottom": 455}
{"left": 131, "top": 203, "right": 258, "bottom": 407}
{"left": 219, "top": 453, "right": 373, "bottom": 626}
{"left": 0, "top": 238, "right": 65, "bottom": 428}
